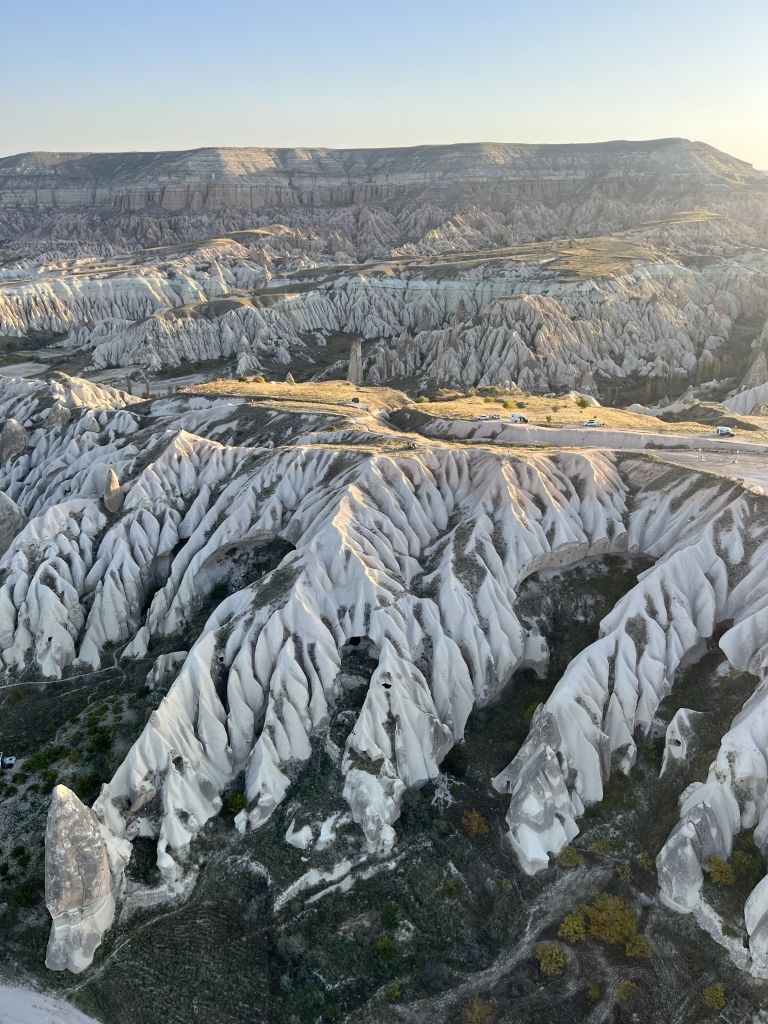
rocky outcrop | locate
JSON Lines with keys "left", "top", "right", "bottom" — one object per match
{"left": 660, "top": 708, "right": 702, "bottom": 775}
{"left": 0, "top": 489, "right": 25, "bottom": 555}
{"left": 45, "top": 786, "right": 117, "bottom": 973}
{"left": 0, "top": 417, "right": 26, "bottom": 463}
{"left": 347, "top": 338, "right": 363, "bottom": 385}
{"left": 103, "top": 468, "right": 124, "bottom": 513}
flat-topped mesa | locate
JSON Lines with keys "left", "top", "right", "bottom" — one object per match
{"left": 1, "top": 139, "right": 764, "bottom": 252}
{"left": 0, "top": 139, "right": 760, "bottom": 212}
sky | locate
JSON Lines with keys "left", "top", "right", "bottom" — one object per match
{"left": 2, "top": 0, "right": 767, "bottom": 166}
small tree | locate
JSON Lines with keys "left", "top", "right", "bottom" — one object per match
{"left": 615, "top": 980, "right": 636, "bottom": 1005}
{"left": 558, "top": 911, "right": 587, "bottom": 944}
{"left": 704, "top": 856, "right": 735, "bottom": 886}
{"left": 226, "top": 793, "right": 246, "bottom": 816}
{"left": 583, "top": 894, "right": 638, "bottom": 947}
{"left": 373, "top": 935, "right": 398, "bottom": 964}
{"left": 535, "top": 942, "right": 566, "bottom": 977}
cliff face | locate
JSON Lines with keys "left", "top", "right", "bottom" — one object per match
{"left": 1, "top": 139, "right": 764, "bottom": 249}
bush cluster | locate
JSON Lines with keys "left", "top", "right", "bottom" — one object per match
{"left": 558, "top": 893, "right": 652, "bottom": 959}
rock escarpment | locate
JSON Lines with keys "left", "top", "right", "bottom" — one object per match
{"left": 1, "top": 139, "right": 763, "bottom": 251}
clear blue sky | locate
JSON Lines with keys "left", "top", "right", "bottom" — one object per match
{"left": 3, "top": 0, "right": 767, "bottom": 165}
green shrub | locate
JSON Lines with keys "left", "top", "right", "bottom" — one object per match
{"left": 386, "top": 984, "right": 401, "bottom": 1001}
{"left": 558, "top": 911, "right": 587, "bottom": 944}
{"left": 226, "top": 793, "right": 246, "bottom": 816}
{"left": 535, "top": 942, "right": 566, "bottom": 977}
{"left": 636, "top": 851, "right": 655, "bottom": 873}
{"left": 373, "top": 935, "right": 398, "bottom": 964}
{"left": 462, "top": 809, "right": 490, "bottom": 838}
{"left": 583, "top": 894, "right": 636, "bottom": 944}
{"left": 381, "top": 902, "right": 398, "bottom": 930}
{"left": 253, "top": 375, "right": 266, "bottom": 384}
{"left": 704, "top": 856, "right": 735, "bottom": 886}
{"left": 625, "top": 934, "right": 652, "bottom": 959}
{"left": 523, "top": 702, "right": 540, "bottom": 724}
{"left": 585, "top": 982, "right": 601, "bottom": 1002}
{"left": 616, "top": 980, "right": 636, "bottom": 1005}
{"left": 557, "top": 847, "right": 584, "bottom": 869}
{"left": 615, "top": 861, "right": 633, "bottom": 883}
{"left": 577, "top": 397, "right": 590, "bottom": 408}
{"left": 701, "top": 984, "right": 726, "bottom": 1011}
{"left": 482, "top": 396, "right": 494, "bottom": 404}
{"left": 415, "top": 395, "right": 429, "bottom": 404}
{"left": 733, "top": 847, "right": 764, "bottom": 889}
{"left": 588, "top": 838, "right": 615, "bottom": 855}
{"left": 462, "top": 998, "right": 494, "bottom": 1024}
{"left": 444, "top": 877, "right": 461, "bottom": 899}
{"left": 722, "top": 923, "right": 739, "bottom": 938}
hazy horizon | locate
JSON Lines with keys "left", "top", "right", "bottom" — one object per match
{"left": 3, "top": 0, "right": 767, "bottom": 166}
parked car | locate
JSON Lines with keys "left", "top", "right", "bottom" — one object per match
{"left": 1, "top": 754, "right": 16, "bottom": 769}
{"left": 476, "top": 415, "right": 489, "bottom": 421}
{"left": 715, "top": 426, "right": 735, "bottom": 437}
{"left": 509, "top": 413, "right": 529, "bottom": 424}
{"left": 583, "top": 418, "right": 602, "bottom": 427}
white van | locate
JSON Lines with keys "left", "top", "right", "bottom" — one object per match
{"left": 715, "top": 426, "right": 735, "bottom": 438}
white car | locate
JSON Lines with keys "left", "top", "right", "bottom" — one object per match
{"left": 583, "top": 418, "right": 602, "bottom": 427}
{"left": 1, "top": 755, "right": 16, "bottom": 769}
{"left": 509, "top": 413, "right": 529, "bottom": 424}
{"left": 715, "top": 426, "right": 735, "bottom": 438}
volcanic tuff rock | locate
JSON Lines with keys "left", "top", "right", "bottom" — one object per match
{"left": 2, "top": 371, "right": 768, "bottom": 977}
{"left": 1, "top": 138, "right": 766, "bottom": 396}
{"left": 1, "top": 140, "right": 763, "bottom": 249}
{"left": 0, "top": 490, "right": 25, "bottom": 555}
{"left": 45, "top": 785, "right": 127, "bottom": 974}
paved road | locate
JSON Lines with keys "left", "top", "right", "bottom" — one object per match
{"left": 656, "top": 450, "right": 768, "bottom": 491}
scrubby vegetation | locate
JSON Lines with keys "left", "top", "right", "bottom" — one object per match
{"left": 701, "top": 984, "right": 726, "bottom": 1011}
{"left": 535, "top": 942, "right": 567, "bottom": 977}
